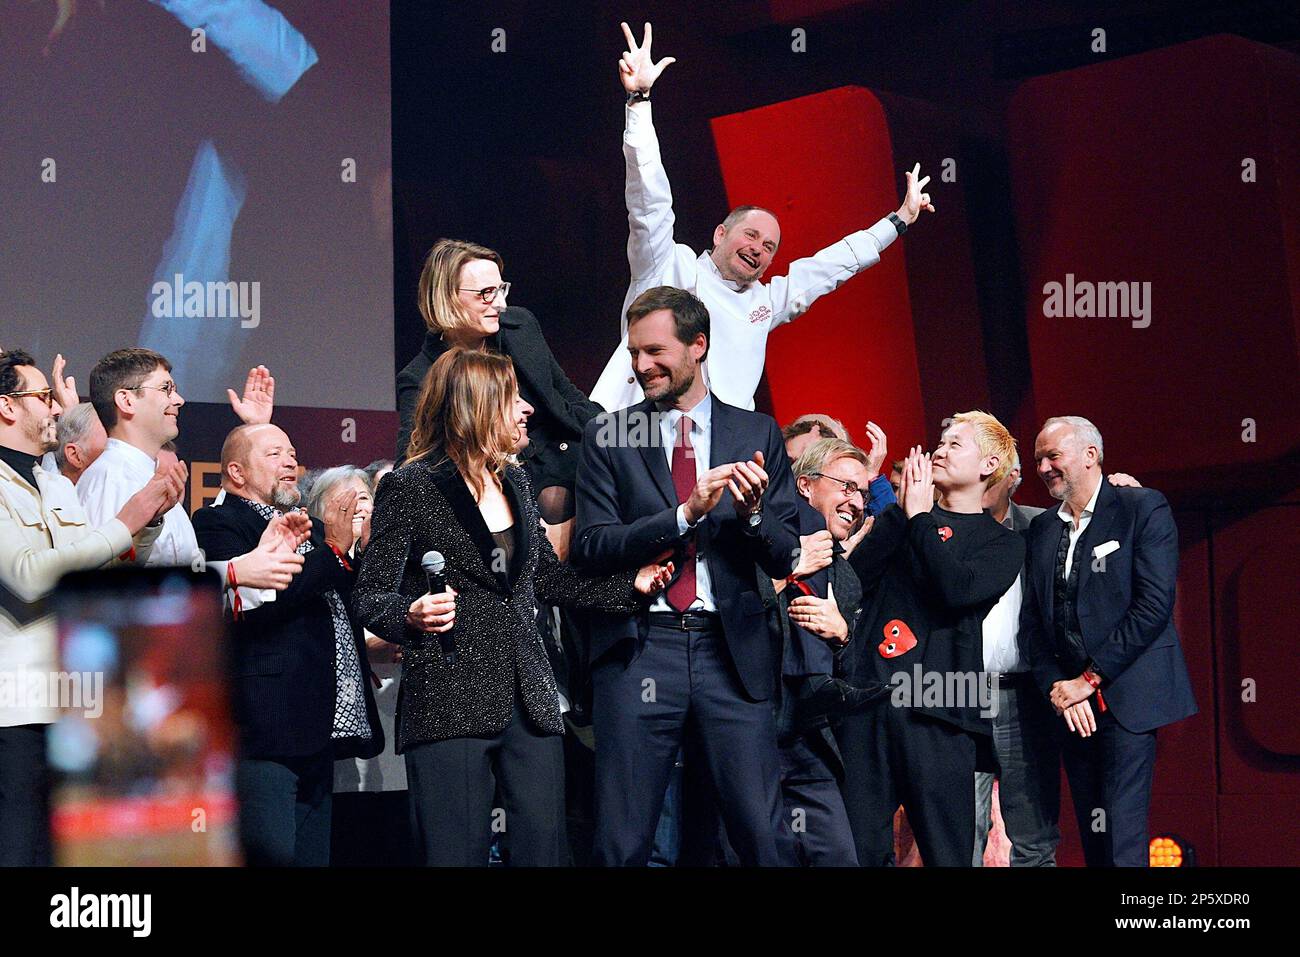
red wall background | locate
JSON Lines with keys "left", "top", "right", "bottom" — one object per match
{"left": 707, "top": 35, "right": 1299, "bottom": 865}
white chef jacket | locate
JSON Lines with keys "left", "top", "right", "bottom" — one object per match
{"left": 590, "top": 101, "right": 900, "bottom": 413}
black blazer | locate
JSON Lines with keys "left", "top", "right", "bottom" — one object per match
{"left": 572, "top": 395, "right": 801, "bottom": 702}
{"left": 191, "top": 498, "right": 383, "bottom": 761}
{"left": 1019, "top": 480, "right": 1197, "bottom": 734}
{"left": 395, "top": 308, "right": 604, "bottom": 493}
{"left": 351, "top": 458, "right": 639, "bottom": 751}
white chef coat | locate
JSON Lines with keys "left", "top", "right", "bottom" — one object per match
{"left": 590, "top": 101, "right": 900, "bottom": 413}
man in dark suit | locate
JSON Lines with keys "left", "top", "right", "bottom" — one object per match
{"left": 778, "top": 435, "right": 898, "bottom": 865}
{"left": 1020, "top": 416, "right": 1197, "bottom": 867}
{"left": 573, "top": 285, "right": 801, "bottom": 866}
{"left": 193, "top": 423, "right": 381, "bottom": 866}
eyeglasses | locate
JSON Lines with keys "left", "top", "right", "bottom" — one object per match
{"left": 4, "top": 388, "right": 55, "bottom": 407}
{"left": 810, "top": 472, "right": 864, "bottom": 498}
{"left": 128, "top": 381, "right": 178, "bottom": 397}
{"left": 458, "top": 282, "right": 511, "bottom": 304}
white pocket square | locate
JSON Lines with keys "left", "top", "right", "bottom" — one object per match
{"left": 1093, "top": 540, "right": 1121, "bottom": 559}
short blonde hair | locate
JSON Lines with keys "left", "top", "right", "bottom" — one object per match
{"left": 417, "top": 239, "right": 504, "bottom": 337}
{"left": 792, "top": 437, "right": 867, "bottom": 482}
{"left": 948, "top": 410, "right": 1016, "bottom": 488}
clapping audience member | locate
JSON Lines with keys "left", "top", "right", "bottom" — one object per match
{"left": 193, "top": 425, "right": 383, "bottom": 866}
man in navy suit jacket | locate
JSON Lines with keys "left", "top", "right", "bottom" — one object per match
{"left": 1019, "top": 416, "right": 1197, "bottom": 867}
{"left": 574, "top": 286, "right": 801, "bottom": 866}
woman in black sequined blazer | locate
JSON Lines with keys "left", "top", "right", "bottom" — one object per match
{"left": 352, "top": 348, "right": 670, "bottom": 866}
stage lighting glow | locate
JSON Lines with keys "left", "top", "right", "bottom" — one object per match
{"left": 1149, "top": 834, "right": 1193, "bottom": 867}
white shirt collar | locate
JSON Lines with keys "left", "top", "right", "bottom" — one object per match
{"left": 1057, "top": 473, "right": 1103, "bottom": 526}
{"left": 698, "top": 249, "right": 749, "bottom": 292}
{"left": 662, "top": 392, "right": 713, "bottom": 433}
{"left": 103, "top": 437, "right": 157, "bottom": 474}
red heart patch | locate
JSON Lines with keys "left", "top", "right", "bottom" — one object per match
{"left": 879, "top": 619, "right": 918, "bottom": 659}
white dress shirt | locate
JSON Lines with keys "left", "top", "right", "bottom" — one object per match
{"left": 77, "top": 438, "right": 199, "bottom": 567}
{"left": 1058, "top": 476, "right": 1103, "bottom": 579}
{"left": 590, "top": 101, "right": 899, "bottom": 413}
{"left": 981, "top": 512, "right": 1025, "bottom": 673}
{"left": 649, "top": 393, "right": 716, "bottom": 613}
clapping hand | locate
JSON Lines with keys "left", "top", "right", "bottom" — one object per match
{"left": 729, "top": 451, "right": 769, "bottom": 518}
{"left": 899, "top": 446, "right": 935, "bottom": 518}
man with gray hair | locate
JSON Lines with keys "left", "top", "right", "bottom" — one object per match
{"left": 975, "top": 448, "right": 1146, "bottom": 865}
{"left": 52, "top": 402, "right": 107, "bottom": 484}
{"left": 1020, "top": 416, "right": 1196, "bottom": 866}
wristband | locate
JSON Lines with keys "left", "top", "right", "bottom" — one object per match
{"left": 327, "top": 543, "right": 353, "bottom": 572}
{"left": 888, "top": 212, "right": 908, "bottom": 236}
{"left": 784, "top": 575, "right": 815, "bottom": 598}
{"left": 626, "top": 89, "right": 651, "bottom": 105}
{"left": 227, "top": 560, "right": 243, "bottom": 621}
{"left": 1083, "top": 668, "right": 1103, "bottom": 689}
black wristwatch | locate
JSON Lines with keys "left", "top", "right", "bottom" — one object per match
{"left": 888, "top": 212, "right": 908, "bottom": 236}
{"left": 626, "top": 89, "right": 651, "bottom": 105}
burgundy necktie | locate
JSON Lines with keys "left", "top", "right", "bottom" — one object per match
{"left": 667, "top": 415, "right": 697, "bottom": 612}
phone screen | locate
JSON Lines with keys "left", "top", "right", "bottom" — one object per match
{"left": 49, "top": 568, "right": 239, "bottom": 866}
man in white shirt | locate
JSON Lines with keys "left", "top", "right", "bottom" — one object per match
{"left": 590, "top": 21, "right": 935, "bottom": 413}
{"left": 78, "top": 349, "right": 200, "bottom": 566}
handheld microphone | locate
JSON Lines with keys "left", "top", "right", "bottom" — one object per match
{"left": 420, "top": 550, "right": 455, "bottom": 664}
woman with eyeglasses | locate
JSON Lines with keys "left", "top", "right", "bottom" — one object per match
{"left": 395, "top": 240, "right": 601, "bottom": 550}
{"left": 355, "top": 348, "right": 671, "bottom": 866}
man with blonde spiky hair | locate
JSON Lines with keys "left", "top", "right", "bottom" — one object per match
{"left": 835, "top": 412, "right": 1025, "bottom": 866}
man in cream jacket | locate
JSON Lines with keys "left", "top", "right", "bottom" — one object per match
{"left": 0, "top": 349, "right": 187, "bottom": 864}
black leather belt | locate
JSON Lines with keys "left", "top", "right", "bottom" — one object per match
{"left": 989, "top": 671, "right": 1034, "bottom": 687}
{"left": 648, "top": 611, "right": 722, "bottom": 631}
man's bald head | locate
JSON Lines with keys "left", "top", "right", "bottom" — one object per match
{"left": 220, "top": 424, "right": 266, "bottom": 479}
{"left": 221, "top": 423, "right": 301, "bottom": 507}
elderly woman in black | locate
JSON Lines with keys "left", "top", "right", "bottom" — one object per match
{"left": 355, "top": 348, "right": 670, "bottom": 866}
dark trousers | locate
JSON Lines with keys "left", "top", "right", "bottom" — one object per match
{"left": 1061, "top": 707, "right": 1158, "bottom": 867}
{"left": 0, "top": 724, "right": 52, "bottom": 866}
{"left": 404, "top": 696, "right": 565, "bottom": 867}
{"left": 974, "top": 675, "right": 1061, "bottom": 866}
{"left": 781, "top": 736, "right": 858, "bottom": 866}
{"left": 838, "top": 705, "right": 977, "bottom": 866}
{"left": 236, "top": 748, "right": 333, "bottom": 866}
{"left": 591, "top": 619, "right": 795, "bottom": 867}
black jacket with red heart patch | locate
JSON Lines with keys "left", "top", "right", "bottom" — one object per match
{"left": 842, "top": 503, "right": 1025, "bottom": 734}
